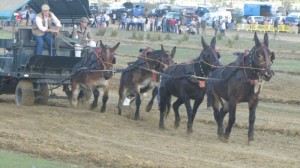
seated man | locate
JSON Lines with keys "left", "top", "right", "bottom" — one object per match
{"left": 32, "top": 4, "right": 61, "bottom": 56}
{"left": 72, "top": 17, "right": 94, "bottom": 47}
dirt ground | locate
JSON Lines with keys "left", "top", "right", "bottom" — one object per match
{"left": 0, "top": 28, "right": 300, "bottom": 168}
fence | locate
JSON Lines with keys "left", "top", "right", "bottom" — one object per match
{"left": 236, "top": 24, "right": 299, "bottom": 34}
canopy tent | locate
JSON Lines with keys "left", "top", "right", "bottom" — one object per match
{"left": 0, "top": 0, "right": 30, "bottom": 20}
{"left": 0, "top": 0, "right": 91, "bottom": 24}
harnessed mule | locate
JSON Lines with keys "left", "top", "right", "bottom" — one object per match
{"left": 207, "top": 32, "right": 275, "bottom": 142}
{"left": 118, "top": 45, "right": 176, "bottom": 120}
{"left": 70, "top": 40, "right": 120, "bottom": 112}
{"left": 159, "top": 37, "right": 222, "bottom": 133}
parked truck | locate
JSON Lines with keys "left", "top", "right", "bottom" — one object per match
{"left": 244, "top": 4, "right": 272, "bottom": 17}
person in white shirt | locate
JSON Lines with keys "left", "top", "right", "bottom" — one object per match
{"left": 32, "top": 4, "right": 62, "bottom": 56}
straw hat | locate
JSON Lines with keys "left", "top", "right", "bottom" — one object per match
{"left": 41, "top": 4, "right": 50, "bottom": 11}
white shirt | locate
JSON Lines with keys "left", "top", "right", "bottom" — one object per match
{"left": 35, "top": 13, "right": 62, "bottom": 32}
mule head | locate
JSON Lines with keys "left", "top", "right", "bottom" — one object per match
{"left": 160, "top": 44, "right": 176, "bottom": 70}
{"left": 98, "top": 40, "right": 120, "bottom": 80}
{"left": 200, "top": 36, "right": 222, "bottom": 70}
{"left": 253, "top": 32, "right": 275, "bottom": 81}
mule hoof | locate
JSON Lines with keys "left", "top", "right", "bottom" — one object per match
{"left": 222, "top": 138, "right": 228, "bottom": 143}
{"left": 90, "top": 104, "right": 97, "bottom": 110}
{"left": 174, "top": 122, "right": 180, "bottom": 128}
{"left": 159, "top": 124, "right": 165, "bottom": 130}
{"left": 218, "top": 136, "right": 228, "bottom": 143}
{"left": 134, "top": 116, "right": 140, "bottom": 120}
{"left": 248, "top": 137, "right": 254, "bottom": 142}
{"left": 206, "top": 107, "right": 213, "bottom": 111}
{"left": 187, "top": 128, "right": 193, "bottom": 134}
{"left": 100, "top": 107, "right": 106, "bottom": 113}
{"left": 145, "top": 105, "right": 152, "bottom": 112}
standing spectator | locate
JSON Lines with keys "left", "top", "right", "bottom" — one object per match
{"left": 162, "top": 17, "right": 167, "bottom": 33}
{"left": 212, "top": 17, "right": 219, "bottom": 36}
{"left": 220, "top": 20, "right": 226, "bottom": 36}
{"left": 144, "top": 16, "right": 148, "bottom": 31}
{"left": 93, "top": 14, "right": 98, "bottom": 28}
{"left": 105, "top": 14, "right": 110, "bottom": 27}
{"left": 177, "top": 19, "right": 182, "bottom": 34}
{"left": 16, "top": 12, "right": 23, "bottom": 26}
{"left": 201, "top": 18, "right": 207, "bottom": 35}
{"left": 150, "top": 16, "right": 154, "bottom": 31}
{"left": 157, "top": 17, "right": 162, "bottom": 32}
{"left": 196, "top": 17, "right": 201, "bottom": 34}
{"left": 126, "top": 16, "right": 131, "bottom": 31}
{"left": 170, "top": 18, "right": 175, "bottom": 33}
{"left": 25, "top": 10, "right": 30, "bottom": 26}
{"left": 133, "top": 16, "right": 138, "bottom": 30}
{"left": 121, "top": 14, "right": 126, "bottom": 30}
{"left": 137, "top": 16, "right": 143, "bottom": 31}
{"left": 154, "top": 17, "right": 158, "bottom": 31}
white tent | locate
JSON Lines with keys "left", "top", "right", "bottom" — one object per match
{"left": 0, "top": 0, "right": 30, "bottom": 19}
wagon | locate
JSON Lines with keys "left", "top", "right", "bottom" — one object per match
{"left": 0, "top": 0, "right": 91, "bottom": 106}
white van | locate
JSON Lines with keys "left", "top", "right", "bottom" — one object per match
{"left": 288, "top": 12, "right": 300, "bottom": 18}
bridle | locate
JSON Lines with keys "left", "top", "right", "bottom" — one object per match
{"left": 196, "top": 48, "right": 220, "bottom": 77}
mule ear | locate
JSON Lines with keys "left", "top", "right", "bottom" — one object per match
{"left": 270, "top": 51, "right": 275, "bottom": 63}
{"left": 210, "top": 36, "right": 216, "bottom": 49}
{"left": 171, "top": 46, "right": 176, "bottom": 59}
{"left": 201, "top": 36, "right": 208, "bottom": 49}
{"left": 264, "top": 32, "right": 269, "bottom": 47}
{"left": 254, "top": 31, "right": 260, "bottom": 47}
{"left": 112, "top": 42, "right": 120, "bottom": 52}
{"left": 161, "top": 44, "right": 165, "bottom": 52}
{"left": 100, "top": 40, "right": 105, "bottom": 48}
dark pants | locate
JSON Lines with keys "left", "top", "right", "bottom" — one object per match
{"left": 33, "top": 32, "right": 56, "bottom": 56}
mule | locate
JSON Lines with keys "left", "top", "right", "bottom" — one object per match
{"left": 207, "top": 32, "right": 275, "bottom": 142}
{"left": 118, "top": 45, "right": 176, "bottom": 120}
{"left": 70, "top": 40, "right": 120, "bottom": 112}
{"left": 159, "top": 37, "right": 222, "bottom": 133}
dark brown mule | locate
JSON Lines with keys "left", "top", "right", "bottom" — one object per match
{"left": 207, "top": 32, "right": 275, "bottom": 142}
{"left": 70, "top": 41, "right": 120, "bottom": 112}
{"left": 118, "top": 45, "right": 176, "bottom": 120}
{"left": 159, "top": 37, "right": 221, "bottom": 133}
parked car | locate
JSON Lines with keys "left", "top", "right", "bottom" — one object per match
{"left": 165, "top": 12, "right": 182, "bottom": 20}
{"left": 284, "top": 16, "right": 300, "bottom": 25}
{"left": 246, "top": 16, "right": 265, "bottom": 24}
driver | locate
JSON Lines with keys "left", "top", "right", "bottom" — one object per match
{"left": 32, "top": 4, "right": 62, "bottom": 56}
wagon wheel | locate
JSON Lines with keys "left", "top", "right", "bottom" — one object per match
{"left": 15, "top": 80, "right": 35, "bottom": 106}
{"left": 35, "top": 84, "right": 49, "bottom": 105}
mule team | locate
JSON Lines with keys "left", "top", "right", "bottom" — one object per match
{"left": 68, "top": 32, "right": 275, "bottom": 143}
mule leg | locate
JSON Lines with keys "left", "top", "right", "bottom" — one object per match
{"left": 90, "top": 89, "right": 99, "bottom": 110}
{"left": 182, "top": 94, "right": 193, "bottom": 133}
{"left": 212, "top": 93, "right": 225, "bottom": 139}
{"left": 134, "top": 91, "right": 142, "bottom": 120}
{"left": 146, "top": 86, "right": 157, "bottom": 112}
{"left": 117, "top": 79, "right": 126, "bottom": 115}
{"left": 248, "top": 97, "right": 258, "bottom": 142}
{"left": 100, "top": 87, "right": 109, "bottom": 112}
{"left": 172, "top": 98, "right": 183, "bottom": 128}
{"left": 159, "top": 87, "right": 167, "bottom": 129}
{"left": 224, "top": 100, "right": 237, "bottom": 141}
{"left": 71, "top": 84, "right": 80, "bottom": 108}
{"left": 63, "top": 84, "right": 72, "bottom": 101}
{"left": 191, "top": 96, "right": 204, "bottom": 124}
